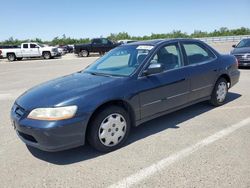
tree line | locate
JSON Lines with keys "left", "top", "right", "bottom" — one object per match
{"left": 1, "top": 27, "right": 250, "bottom": 46}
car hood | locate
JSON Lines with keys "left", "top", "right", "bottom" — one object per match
{"left": 16, "top": 72, "right": 122, "bottom": 110}
{"left": 41, "top": 46, "right": 54, "bottom": 50}
{"left": 231, "top": 47, "right": 250, "bottom": 54}
{"left": 75, "top": 43, "right": 90, "bottom": 47}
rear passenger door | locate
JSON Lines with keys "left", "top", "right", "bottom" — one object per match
{"left": 21, "top": 44, "right": 30, "bottom": 57}
{"left": 181, "top": 41, "right": 218, "bottom": 101}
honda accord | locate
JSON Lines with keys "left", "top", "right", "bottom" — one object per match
{"left": 11, "top": 39, "right": 240, "bottom": 152}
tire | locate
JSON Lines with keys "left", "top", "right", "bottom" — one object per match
{"left": 7, "top": 53, "right": 16, "bottom": 61}
{"left": 43, "top": 52, "right": 51, "bottom": 60}
{"left": 99, "top": 51, "right": 105, "bottom": 56}
{"left": 16, "top": 57, "right": 23, "bottom": 61}
{"left": 78, "top": 50, "right": 89, "bottom": 57}
{"left": 210, "top": 78, "right": 228, "bottom": 106}
{"left": 87, "top": 106, "right": 131, "bottom": 152}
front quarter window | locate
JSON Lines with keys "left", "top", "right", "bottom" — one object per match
{"left": 85, "top": 45, "right": 153, "bottom": 76}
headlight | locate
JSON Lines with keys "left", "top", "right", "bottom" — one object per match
{"left": 27, "top": 106, "right": 77, "bottom": 121}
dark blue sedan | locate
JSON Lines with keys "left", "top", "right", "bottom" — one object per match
{"left": 11, "top": 39, "right": 240, "bottom": 152}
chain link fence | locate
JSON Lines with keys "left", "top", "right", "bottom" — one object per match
{"left": 196, "top": 35, "right": 250, "bottom": 43}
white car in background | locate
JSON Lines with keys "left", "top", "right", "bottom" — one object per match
{"left": 118, "top": 40, "right": 137, "bottom": 44}
{"left": 1, "top": 43, "right": 60, "bottom": 61}
{"left": 57, "top": 46, "right": 66, "bottom": 56}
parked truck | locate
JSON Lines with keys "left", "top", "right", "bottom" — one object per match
{"left": 1, "top": 43, "right": 60, "bottom": 61}
{"left": 74, "top": 38, "right": 120, "bottom": 57}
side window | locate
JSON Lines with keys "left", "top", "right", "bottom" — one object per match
{"left": 30, "top": 44, "right": 37, "bottom": 48}
{"left": 23, "top": 44, "right": 28, "bottom": 48}
{"left": 92, "top": 39, "right": 101, "bottom": 44}
{"left": 183, "top": 43, "right": 215, "bottom": 65}
{"left": 151, "top": 44, "right": 182, "bottom": 71}
{"left": 101, "top": 39, "right": 108, "bottom": 44}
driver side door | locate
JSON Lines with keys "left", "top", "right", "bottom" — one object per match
{"left": 138, "top": 43, "right": 190, "bottom": 119}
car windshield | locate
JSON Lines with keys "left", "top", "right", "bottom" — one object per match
{"left": 84, "top": 45, "right": 154, "bottom": 76}
{"left": 236, "top": 39, "right": 250, "bottom": 48}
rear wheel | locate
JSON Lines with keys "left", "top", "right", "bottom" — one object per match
{"left": 43, "top": 52, "right": 51, "bottom": 59}
{"left": 210, "top": 78, "right": 228, "bottom": 106}
{"left": 7, "top": 53, "right": 16, "bottom": 61}
{"left": 87, "top": 106, "right": 130, "bottom": 152}
{"left": 78, "top": 50, "right": 89, "bottom": 57}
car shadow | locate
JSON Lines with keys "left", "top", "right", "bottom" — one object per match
{"left": 27, "top": 92, "right": 241, "bottom": 165}
{"left": 239, "top": 66, "right": 250, "bottom": 70}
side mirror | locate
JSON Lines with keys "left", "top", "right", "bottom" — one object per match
{"left": 143, "top": 62, "right": 163, "bottom": 76}
{"left": 232, "top": 44, "right": 236, "bottom": 48}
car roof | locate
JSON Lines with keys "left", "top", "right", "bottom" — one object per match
{"left": 124, "top": 38, "right": 202, "bottom": 46}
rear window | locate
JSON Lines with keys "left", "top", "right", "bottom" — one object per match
{"left": 23, "top": 44, "right": 28, "bottom": 48}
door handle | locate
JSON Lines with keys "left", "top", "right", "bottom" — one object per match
{"left": 167, "top": 78, "right": 186, "bottom": 85}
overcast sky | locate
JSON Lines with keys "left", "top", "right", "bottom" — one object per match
{"left": 0, "top": 0, "right": 250, "bottom": 41}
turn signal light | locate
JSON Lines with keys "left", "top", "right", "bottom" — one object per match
{"left": 235, "top": 58, "right": 239, "bottom": 68}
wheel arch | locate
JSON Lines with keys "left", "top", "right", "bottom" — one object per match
{"left": 6, "top": 52, "right": 16, "bottom": 56}
{"left": 218, "top": 74, "right": 231, "bottom": 88}
{"left": 42, "top": 51, "right": 51, "bottom": 55}
{"left": 85, "top": 99, "right": 136, "bottom": 140}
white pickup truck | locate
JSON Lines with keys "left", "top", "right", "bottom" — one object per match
{"left": 0, "top": 43, "right": 60, "bottom": 61}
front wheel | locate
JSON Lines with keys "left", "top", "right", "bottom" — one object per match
{"left": 210, "top": 78, "right": 228, "bottom": 106}
{"left": 43, "top": 52, "right": 51, "bottom": 60}
{"left": 87, "top": 106, "right": 130, "bottom": 152}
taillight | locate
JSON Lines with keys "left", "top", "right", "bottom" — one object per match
{"left": 0, "top": 50, "right": 2, "bottom": 55}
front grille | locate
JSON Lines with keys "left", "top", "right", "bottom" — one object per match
{"left": 234, "top": 54, "right": 244, "bottom": 61}
{"left": 18, "top": 131, "right": 37, "bottom": 143}
{"left": 234, "top": 54, "right": 250, "bottom": 61}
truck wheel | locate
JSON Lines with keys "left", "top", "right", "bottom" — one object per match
{"left": 99, "top": 51, "right": 105, "bottom": 56}
{"left": 43, "top": 52, "right": 51, "bottom": 60}
{"left": 16, "top": 58, "right": 23, "bottom": 61}
{"left": 79, "top": 50, "right": 89, "bottom": 57}
{"left": 7, "top": 53, "right": 16, "bottom": 61}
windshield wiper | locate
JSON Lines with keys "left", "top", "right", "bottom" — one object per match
{"left": 88, "top": 72, "right": 113, "bottom": 77}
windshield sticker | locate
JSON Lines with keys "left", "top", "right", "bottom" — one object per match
{"left": 136, "top": 45, "right": 154, "bottom": 50}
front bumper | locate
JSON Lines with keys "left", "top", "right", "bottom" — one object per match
{"left": 51, "top": 52, "right": 61, "bottom": 57}
{"left": 238, "top": 61, "right": 250, "bottom": 67}
{"left": 11, "top": 104, "right": 88, "bottom": 152}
